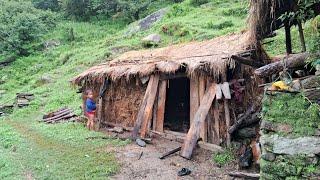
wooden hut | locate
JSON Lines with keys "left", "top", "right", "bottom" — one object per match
{"left": 72, "top": 32, "right": 265, "bottom": 158}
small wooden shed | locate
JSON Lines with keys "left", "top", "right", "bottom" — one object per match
{"left": 72, "top": 32, "right": 265, "bottom": 158}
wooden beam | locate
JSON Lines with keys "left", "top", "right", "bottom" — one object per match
{"left": 224, "top": 99, "right": 231, "bottom": 147}
{"left": 132, "top": 75, "right": 158, "bottom": 139}
{"left": 181, "top": 83, "right": 217, "bottom": 159}
{"left": 228, "top": 172, "right": 260, "bottom": 179}
{"left": 155, "top": 80, "right": 167, "bottom": 132}
{"left": 297, "top": 21, "right": 306, "bottom": 52}
{"left": 199, "top": 76, "right": 207, "bottom": 142}
{"left": 190, "top": 77, "right": 200, "bottom": 125}
{"left": 140, "top": 75, "right": 160, "bottom": 138}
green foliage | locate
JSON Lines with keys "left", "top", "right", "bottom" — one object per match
{"left": 262, "top": 94, "right": 320, "bottom": 136}
{"left": 212, "top": 148, "right": 235, "bottom": 166}
{"left": 0, "top": 0, "right": 56, "bottom": 56}
{"left": 32, "top": 0, "right": 61, "bottom": 11}
{"left": 205, "top": 20, "right": 234, "bottom": 30}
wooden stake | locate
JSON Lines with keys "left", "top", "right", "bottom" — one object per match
{"left": 181, "top": 83, "right": 217, "bottom": 159}
{"left": 190, "top": 77, "right": 200, "bottom": 125}
{"left": 155, "top": 80, "right": 167, "bottom": 132}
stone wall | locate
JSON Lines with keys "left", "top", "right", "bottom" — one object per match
{"left": 260, "top": 121, "right": 320, "bottom": 179}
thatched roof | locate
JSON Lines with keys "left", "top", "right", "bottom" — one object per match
{"left": 72, "top": 32, "right": 253, "bottom": 85}
{"left": 249, "top": 0, "right": 320, "bottom": 40}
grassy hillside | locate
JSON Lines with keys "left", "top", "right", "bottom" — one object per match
{"left": 0, "top": 0, "right": 249, "bottom": 178}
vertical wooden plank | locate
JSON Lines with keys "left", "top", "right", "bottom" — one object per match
{"left": 132, "top": 75, "right": 155, "bottom": 138}
{"left": 140, "top": 75, "right": 160, "bottom": 138}
{"left": 213, "top": 99, "right": 220, "bottom": 145}
{"left": 190, "top": 77, "right": 199, "bottom": 125}
{"left": 284, "top": 22, "right": 292, "bottom": 54}
{"left": 181, "top": 83, "right": 217, "bottom": 159}
{"left": 155, "top": 80, "right": 167, "bottom": 132}
{"left": 224, "top": 99, "right": 231, "bottom": 147}
{"left": 199, "top": 76, "right": 207, "bottom": 142}
{"left": 152, "top": 89, "right": 159, "bottom": 131}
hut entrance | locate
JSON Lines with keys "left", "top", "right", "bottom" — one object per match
{"left": 164, "top": 77, "right": 190, "bottom": 133}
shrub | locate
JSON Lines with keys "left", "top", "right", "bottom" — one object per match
{"left": 32, "top": 0, "right": 61, "bottom": 11}
{"left": 188, "top": 0, "right": 209, "bottom": 6}
{"left": 0, "top": 0, "right": 56, "bottom": 56}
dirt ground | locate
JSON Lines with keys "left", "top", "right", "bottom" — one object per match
{"left": 107, "top": 132, "right": 239, "bottom": 180}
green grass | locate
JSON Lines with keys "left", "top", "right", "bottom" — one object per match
{"left": 262, "top": 94, "right": 320, "bottom": 136}
{"left": 212, "top": 148, "right": 235, "bottom": 167}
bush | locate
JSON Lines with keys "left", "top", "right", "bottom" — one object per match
{"left": 32, "top": 0, "right": 61, "bottom": 11}
{"left": 0, "top": 0, "right": 56, "bottom": 56}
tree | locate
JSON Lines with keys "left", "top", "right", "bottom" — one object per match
{"left": 32, "top": 0, "right": 61, "bottom": 11}
{"left": 0, "top": 0, "right": 56, "bottom": 56}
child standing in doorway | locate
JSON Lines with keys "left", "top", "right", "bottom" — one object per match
{"left": 85, "top": 89, "right": 96, "bottom": 130}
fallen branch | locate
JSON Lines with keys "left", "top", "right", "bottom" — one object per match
{"left": 228, "top": 105, "right": 256, "bottom": 134}
{"left": 159, "top": 147, "right": 181, "bottom": 159}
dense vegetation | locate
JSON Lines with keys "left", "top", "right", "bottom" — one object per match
{"left": 0, "top": 0, "right": 319, "bottom": 178}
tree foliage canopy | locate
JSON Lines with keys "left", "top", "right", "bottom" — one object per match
{"left": 0, "top": 0, "right": 56, "bottom": 56}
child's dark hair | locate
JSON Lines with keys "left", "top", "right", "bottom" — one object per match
{"left": 85, "top": 89, "right": 93, "bottom": 95}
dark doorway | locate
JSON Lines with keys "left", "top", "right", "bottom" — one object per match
{"left": 164, "top": 77, "right": 190, "bottom": 133}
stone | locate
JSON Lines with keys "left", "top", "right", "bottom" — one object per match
{"left": 261, "top": 153, "right": 276, "bottom": 162}
{"left": 39, "top": 74, "right": 53, "bottom": 84}
{"left": 142, "top": 34, "right": 161, "bottom": 47}
{"left": 112, "top": 126, "right": 124, "bottom": 134}
{"left": 125, "top": 8, "right": 168, "bottom": 36}
{"left": 43, "top": 39, "right": 60, "bottom": 50}
{"left": 315, "top": 64, "right": 320, "bottom": 75}
{"left": 136, "top": 138, "right": 146, "bottom": 147}
{"left": 260, "top": 120, "right": 292, "bottom": 134}
{"left": 260, "top": 134, "right": 320, "bottom": 156}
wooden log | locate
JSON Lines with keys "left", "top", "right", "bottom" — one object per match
{"left": 228, "top": 172, "right": 260, "bottom": 179}
{"left": 45, "top": 113, "right": 76, "bottom": 123}
{"left": 231, "top": 55, "right": 265, "bottom": 67}
{"left": 301, "top": 75, "right": 320, "bottom": 89}
{"left": 155, "top": 80, "right": 167, "bottom": 132}
{"left": 197, "top": 141, "right": 223, "bottom": 152}
{"left": 180, "top": 83, "right": 217, "bottom": 159}
{"left": 43, "top": 108, "right": 69, "bottom": 119}
{"left": 228, "top": 106, "right": 256, "bottom": 134}
{"left": 132, "top": 75, "right": 155, "bottom": 139}
{"left": 152, "top": 89, "right": 158, "bottom": 131}
{"left": 254, "top": 53, "right": 309, "bottom": 78}
{"left": 140, "top": 75, "right": 160, "bottom": 138}
{"left": 199, "top": 76, "right": 207, "bottom": 142}
{"left": 190, "top": 77, "right": 200, "bottom": 125}
{"left": 159, "top": 147, "right": 181, "bottom": 159}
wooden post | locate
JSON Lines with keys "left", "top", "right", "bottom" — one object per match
{"left": 190, "top": 77, "right": 200, "bottom": 125}
{"left": 155, "top": 80, "right": 167, "bottom": 132}
{"left": 284, "top": 22, "right": 292, "bottom": 54}
{"left": 222, "top": 82, "right": 231, "bottom": 147}
{"left": 140, "top": 75, "right": 160, "bottom": 138}
{"left": 181, "top": 83, "right": 217, "bottom": 159}
{"left": 152, "top": 91, "right": 158, "bottom": 131}
{"left": 132, "top": 75, "right": 159, "bottom": 139}
{"left": 297, "top": 21, "right": 306, "bottom": 52}
{"left": 199, "top": 76, "right": 207, "bottom": 142}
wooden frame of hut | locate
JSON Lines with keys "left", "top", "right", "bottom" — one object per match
{"left": 72, "top": 32, "right": 266, "bottom": 158}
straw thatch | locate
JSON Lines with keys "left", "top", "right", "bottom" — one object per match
{"left": 248, "top": 0, "right": 320, "bottom": 40}
{"left": 72, "top": 32, "right": 253, "bottom": 85}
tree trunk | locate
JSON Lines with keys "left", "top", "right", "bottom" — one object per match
{"left": 180, "top": 83, "right": 217, "bottom": 159}
{"left": 297, "top": 21, "right": 306, "bottom": 52}
{"left": 285, "top": 22, "right": 292, "bottom": 54}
